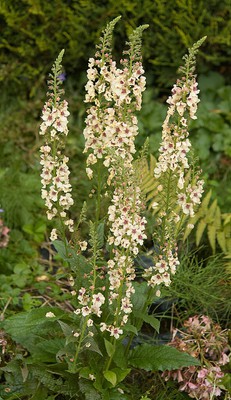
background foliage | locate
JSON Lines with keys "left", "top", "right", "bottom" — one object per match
{"left": 0, "top": 0, "right": 230, "bottom": 97}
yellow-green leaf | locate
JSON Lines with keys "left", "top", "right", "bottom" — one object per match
{"left": 207, "top": 224, "right": 216, "bottom": 254}
{"left": 201, "top": 190, "right": 212, "bottom": 210}
{"left": 196, "top": 219, "right": 207, "bottom": 246}
{"left": 205, "top": 199, "right": 218, "bottom": 223}
{"left": 217, "top": 231, "right": 227, "bottom": 253}
{"left": 223, "top": 214, "right": 231, "bottom": 226}
{"left": 214, "top": 206, "right": 221, "bottom": 230}
{"left": 103, "top": 370, "right": 117, "bottom": 386}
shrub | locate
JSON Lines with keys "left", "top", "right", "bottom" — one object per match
{"left": 0, "top": 0, "right": 230, "bottom": 97}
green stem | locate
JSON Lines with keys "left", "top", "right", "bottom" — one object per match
{"left": 104, "top": 337, "right": 116, "bottom": 372}
{"left": 72, "top": 317, "right": 89, "bottom": 370}
{"left": 96, "top": 161, "right": 102, "bottom": 222}
{"left": 160, "top": 169, "right": 173, "bottom": 244}
{"left": 124, "top": 286, "right": 154, "bottom": 356}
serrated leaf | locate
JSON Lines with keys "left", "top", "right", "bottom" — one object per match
{"left": 33, "top": 338, "right": 65, "bottom": 362}
{"left": 207, "top": 224, "right": 216, "bottom": 253}
{"left": 226, "top": 238, "right": 231, "bottom": 252}
{"left": 144, "top": 185, "right": 157, "bottom": 198}
{"left": 150, "top": 154, "right": 157, "bottom": 170}
{"left": 57, "top": 320, "right": 73, "bottom": 337}
{"left": 214, "top": 206, "right": 221, "bottom": 230}
{"left": 97, "top": 222, "right": 104, "bottom": 249}
{"left": 79, "top": 378, "right": 101, "bottom": 400}
{"left": 223, "top": 214, "right": 231, "bottom": 226}
{"left": 183, "top": 223, "right": 194, "bottom": 241}
{"left": 217, "top": 231, "right": 227, "bottom": 252}
{"left": 201, "top": 190, "right": 212, "bottom": 212}
{"left": 3, "top": 307, "right": 64, "bottom": 349}
{"left": 206, "top": 199, "right": 218, "bottom": 223}
{"left": 103, "top": 370, "right": 117, "bottom": 386}
{"left": 196, "top": 219, "right": 207, "bottom": 245}
{"left": 84, "top": 337, "right": 103, "bottom": 356}
{"left": 129, "top": 343, "right": 200, "bottom": 371}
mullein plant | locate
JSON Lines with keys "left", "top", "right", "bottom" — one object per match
{"left": 32, "top": 17, "right": 205, "bottom": 398}
{"left": 82, "top": 16, "right": 148, "bottom": 343}
{"left": 39, "top": 17, "right": 153, "bottom": 387}
{"left": 39, "top": 49, "right": 74, "bottom": 241}
{"left": 143, "top": 37, "right": 206, "bottom": 293}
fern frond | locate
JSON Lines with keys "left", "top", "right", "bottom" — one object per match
{"left": 196, "top": 219, "right": 207, "bottom": 246}
{"left": 208, "top": 224, "right": 217, "bottom": 254}
{"left": 217, "top": 231, "right": 227, "bottom": 253}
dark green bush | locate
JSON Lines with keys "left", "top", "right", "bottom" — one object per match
{"left": 0, "top": 0, "right": 230, "bottom": 96}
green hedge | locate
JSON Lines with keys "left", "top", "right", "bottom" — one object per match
{"left": 0, "top": 0, "right": 230, "bottom": 96}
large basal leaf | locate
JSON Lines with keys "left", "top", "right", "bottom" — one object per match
{"left": 2, "top": 307, "right": 65, "bottom": 349}
{"left": 79, "top": 378, "right": 101, "bottom": 400}
{"left": 129, "top": 343, "right": 200, "bottom": 371}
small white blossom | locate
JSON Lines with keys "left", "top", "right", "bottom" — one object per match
{"left": 45, "top": 312, "right": 56, "bottom": 318}
{"left": 50, "top": 228, "right": 58, "bottom": 241}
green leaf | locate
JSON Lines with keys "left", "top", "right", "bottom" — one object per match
{"left": 97, "top": 222, "right": 105, "bottom": 249}
{"left": 104, "top": 338, "right": 115, "bottom": 357}
{"left": 103, "top": 370, "right": 117, "bottom": 386}
{"left": 207, "top": 224, "right": 216, "bottom": 254}
{"left": 79, "top": 367, "right": 92, "bottom": 379}
{"left": 217, "top": 231, "right": 227, "bottom": 252}
{"left": 79, "top": 378, "right": 101, "bottom": 400}
{"left": 131, "top": 282, "right": 149, "bottom": 313}
{"left": 57, "top": 320, "right": 73, "bottom": 337}
{"left": 84, "top": 337, "right": 103, "bottom": 356}
{"left": 196, "top": 219, "right": 207, "bottom": 245}
{"left": 112, "top": 367, "right": 131, "bottom": 383}
{"left": 53, "top": 240, "right": 68, "bottom": 259}
{"left": 129, "top": 344, "right": 200, "bottom": 371}
{"left": 133, "top": 311, "right": 160, "bottom": 333}
{"left": 3, "top": 307, "right": 64, "bottom": 348}
{"left": 31, "top": 338, "right": 65, "bottom": 362}
{"left": 142, "top": 314, "right": 160, "bottom": 333}
{"left": 122, "top": 324, "right": 138, "bottom": 335}
{"left": 112, "top": 341, "right": 127, "bottom": 369}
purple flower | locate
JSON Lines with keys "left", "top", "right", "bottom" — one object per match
{"left": 57, "top": 72, "right": 66, "bottom": 82}
{"left": 0, "top": 209, "right": 4, "bottom": 213}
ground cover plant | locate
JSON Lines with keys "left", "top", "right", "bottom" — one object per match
{"left": 0, "top": 17, "right": 230, "bottom": 400}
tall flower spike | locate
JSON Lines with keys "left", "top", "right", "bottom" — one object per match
{"left": 123, "top": 24, "right": 149, "bottom": 65}
{"left": 83, "top": 21, "right": 148, "bottom": 179}
{"left": 95, "top": 16, "right": 121, "bottom": 62}
{"left": 143, "top": 38, "right": 206, "bottom": 292}
{"left": 39, "top": 50, "right": 74, "bottom": 240}
{"left": 83, "top": 19, "right": 148, "bottom": 338}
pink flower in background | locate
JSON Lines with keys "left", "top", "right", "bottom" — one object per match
{"left": 0, "top": 218, "right": 10, "bottom": 248}
{"left": 163, "top": 315, "right": 230, "bottom": 399}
